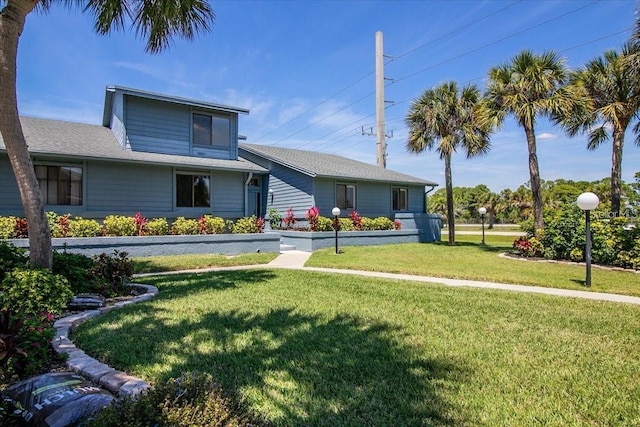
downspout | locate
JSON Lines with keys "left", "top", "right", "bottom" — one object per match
{"left": 244, "top": 172, "right": 253, "bottom": 217}
{"left": 424, "top": 185, "right": 436, "bottom": 213}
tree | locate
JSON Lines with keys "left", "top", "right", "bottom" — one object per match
{"left": 0, "top": 0, "right": 215, "bottom": 269}
{"left": 485, "top": 50, "right": 584, "bottom": 233}
{"left": 563, "top": 43, "right": 640, "bottom": 215}
{"left": 405, "top": 81, "right": 493, "bottom": 245}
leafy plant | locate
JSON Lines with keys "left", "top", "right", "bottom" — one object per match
{"left": 91, "top": 250, "right": 134, "bottom": 297}
{"left": 85, "top": 371, "right": 255, "bottom": 427}
{"left": 67, "top": 217, "right": 102, "bottom": 237}
{"left": 349, "top": 211, "right": 362, "bottom": 230}
{"left": 134, "top": 212, "right": 148, "bottom": 236}
{"left": 230, "top": 216, "right": 263, "bottom": 234}
{"left": 282, "top": 207, "right": 296, "bottom": 229}
{"left": 47, "top": 212, "right": 70, "bottom": 238}
{"left": 371, "top": 217, "right": 395, "bottom": 230}
{"left": 267, "top": 207, "right": 282, "bottom": 230}
{"left": 146, "top": 217, "right": 169, "bottom": 236}
{"left": 0, "top": 242, "right": 27, "bottom": 283}
{"left": 0, "top": 216, "right": 17, "bottom": 239}
{"left": 14, "top": 218, "right": 28, "bottom": 238}
{"left": 0, "top": 269, "right": 72, "bottom": 317}
{"left": 338, "top": 217, "right": 353, "bottom": 231}
{"left": 305, "top": 206, "right": 320, "bottom": 231}
{"left": 198, "top": 215, "right": 225, "bottom": 234}
{"left": 315, "top": 216, "right": 333, "bottom": 232}
{"left": 103, "top": 215, "right": 137, "bottom": 236}
{"left": 171, "top": 217, "right": 199, "bottom": 235}
{"left": 53, "top": 250, "right": 106, "bottom": 295}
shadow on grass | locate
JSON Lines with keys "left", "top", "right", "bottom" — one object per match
{"left": 435, "top": 240, "right": 508, "bottom": 253}
{"left": 77, "top": 271, "right": 466, "bottom": 426}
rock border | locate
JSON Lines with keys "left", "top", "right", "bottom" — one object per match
{"left": 51, "top": 283, "right": 158, "bottom": 398}
{"left": 499, "top": 252, "right": 640, "bottom": 274}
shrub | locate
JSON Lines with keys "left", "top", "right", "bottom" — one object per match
{"left": 0, "top": 216, "right": 17, "bottom": 239}
{"left": 91, "top": 250, "right": 134, "bottom": 297}
{"left": 0, "top": 309, "right": 55, "bottom": 377}
{"left": 394, "top": 219, "right": 402, "bottom": 230}
{"left": 0, "top": 268, "right": 72, "bottom": 317}
{"left": 349, "top": 211, "right": 362, "bottom": 230}
{"left": 85, "top": 372, "right": 255, "bottom": 427}
{"left": 67, "top": 217, "right": 102, "bottom": 237}
{"left": 338, "top": 217, "right": 354, "bottom": 231}
{"left": 198, "top": 215, "right": 225, "bottom": 234}
{"left": 305, "top": 206, "right": 320, "bottom": 231}
{"left": 360, "top": 217, "right": 375, "bottom": 231}
{"left": 134, "top": 212, "right": 148, "bottom": 236}
{"left": 0, "top": 242, "right": 27, "bottom": 283}
{"left": 371, "top": 217, "right": 395, "bottom": 230}
{"left": 53, "top": 250, "right": 107, "bottom": 295}
{"left": 171, "top": 217, "right": 199, "bottom": 235}
{"left": 512, "top": 236, "right": 543, "bottom": 258}
{"left": 230, "top": 216, "right": 263, "bottom": 234}
{"left": 146, "top": 217, "right": 169, "bottom": 236}
{"left": 282, "top": 207, "right": 296, "bottom": 229}
{"left": 103, "top": 215, "right": 136, "bottom": 236}
{"left": 315, "top": 216, "right": 333, "bottom": 232}
{"left": 267, "top": 207, "right": 282, "bottom": 230}
{"left": 14, "top": 218, "right": 28, "bottom": 238}
{"left": 47, "top": 212, "right": 70, "bottom": 238}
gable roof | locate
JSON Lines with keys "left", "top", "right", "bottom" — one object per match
{"left": 102, "top": 85, "right": 250, "bottom": 127}
{"left": 239, "top": 143, "right": 437, "bottom": 186}
{"left": 0, "top": 117, "right": 267, "bottom": 173}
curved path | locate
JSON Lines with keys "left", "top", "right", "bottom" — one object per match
{"left": 53, "top": 249, "right": 640, "bottom": 400}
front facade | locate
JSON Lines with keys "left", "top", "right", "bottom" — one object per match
{"left": 0, "top": 86, "right": 437, "bottom": 224}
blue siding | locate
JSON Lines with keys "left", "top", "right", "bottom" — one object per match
{"left": 0, "top": 157, "right": 23, "bottom": 215}
{"left": 408, "top": 184, "right": 426, "bottom": 213}
{"left": 125, "top": 96, "right": 191, "bottom": 156}
{"left": 86, "top": 161, "right": 173, "bottom": 213}
{"left": 314, "top": 179, "right": 336, "bottom": 218}
{"left": 212, "top": 171, "right": 245, "bottom": 218}
{"left": 356, "top": 181, "right": 391, "bottom": 217}
{"left": 110, "top": 91, "right": 128, "bottom": 149}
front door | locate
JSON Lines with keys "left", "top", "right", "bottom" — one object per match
{"left": 248, "top": 189, "right": 261, "bottom": 217}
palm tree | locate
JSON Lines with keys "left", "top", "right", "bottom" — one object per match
{"left": 485, "top": 50, "right": 583, "bottom": 233}
{"left": 406, "top": 81, "right": 493, "bottom": 245}
{"left": 0, "top": 0, "right": 215, "bottom": 269}
{"left": 562, "top": 43, "right": 640, "bottom": 215}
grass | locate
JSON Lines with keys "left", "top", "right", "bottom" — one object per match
{"left": 74, "top": 269, "right": 640, "bottom": 426}
{"left": 132, "top": 252, "right": 278, "bottom": 274}
{"left": 306, "top": 235, "right": 640, "bottom": 297}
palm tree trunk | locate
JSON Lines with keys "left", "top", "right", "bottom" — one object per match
{"left": 525, "top": 125, "right": 544, "bottom": 233}
{"left": 0, "top": 0, "right": 52, "bottom": 269}
{"left": 444, "top": 152, "right": 455, "bottom": 245}
{"left": 610, "top": 124, "right": 625, "bottom": 215}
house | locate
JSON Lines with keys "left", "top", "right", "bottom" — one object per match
{"left": 0, "top": 86, "right": 438, "bottom": 232}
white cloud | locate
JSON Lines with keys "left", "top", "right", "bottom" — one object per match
{"left": 537, "top": 132, "right": 557, "bottom": 140}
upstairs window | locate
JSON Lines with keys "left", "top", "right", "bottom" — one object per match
{"left": 336, "top": 184, "right": 356, "bottom": 210}
{"left": 393, "top": 187, "right": 408, "bottom": 211}
{"left": 176, "top": 174, "right": 210, "bottom": 207}
{"left": 35, "top": 165, "right": 82, "bottom": 205}
{"left": 193, "top": 112, "right": 230, "bottom": 148}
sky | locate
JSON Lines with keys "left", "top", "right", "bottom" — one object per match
{"left": 15, "top": 0, "right": 640, "bottom": 193}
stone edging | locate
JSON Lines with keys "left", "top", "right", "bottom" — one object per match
{"left": 51, "top": 283, "right": 159, "bottom": 398}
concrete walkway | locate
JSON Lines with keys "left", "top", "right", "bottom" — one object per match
{"left": 265, "top": 251, "right": 640, "bottom": 306}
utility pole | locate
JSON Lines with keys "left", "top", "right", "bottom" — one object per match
{"left": 373, "top": 31, "right": 393, "bottom": 168}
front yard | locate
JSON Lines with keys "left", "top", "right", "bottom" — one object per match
{"left": 73, "top": 264, "right": 640, "bottom": 426}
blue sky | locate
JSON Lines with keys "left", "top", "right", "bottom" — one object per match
{"left": 16, "top": 0, "right": 640, "bottom": 192}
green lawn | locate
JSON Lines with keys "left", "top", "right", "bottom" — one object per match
{"left": 306, "top": 235, "right": 640, "bottom": 297}
{"left": 74, "top": 269, "right": 640, "bottom": 426}
{"left": 132, "top": 252, "right": 278, "bottom": 274}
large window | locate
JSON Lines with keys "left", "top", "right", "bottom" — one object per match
{"left": 336, "top": 183, "right": 356, "bottom": 210}
{"left": 192, "top": 112, "right": 230, "bottom": 148}
{"left": 176, "top": 174, "right": 210, "bottom": 207}
{"left": 393, "top": 187, "right": 408, "bottom": 211}
{"left": 35, "top": 165, "right": 82, "bottom": 205}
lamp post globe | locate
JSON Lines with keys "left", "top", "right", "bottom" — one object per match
{"left": 478, "top": 207, "right": 487, "bottom": 245}
{"left": 331, "top": 207, "right": 341, "bottom": 254}
{"left": 576, "top": 192, "right": 599, "bottom": 288}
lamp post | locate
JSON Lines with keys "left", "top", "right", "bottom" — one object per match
{"left": 268, "top": 188, "right": 274, "bottom": 205}
{"left": 478, "top": 207, "right": 487, "bottom": 245}
{"left": 332, "top": 207, "right": 341, "bottom": 254}
{"left": 577, "top": 192, "right": 600, "bottom": 288}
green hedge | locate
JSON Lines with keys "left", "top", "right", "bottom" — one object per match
{"left": 514, "top": 205, "right": 640, "bottom": 270}
{"left": 0, "top": 213, "right": 266, "bottom": 238}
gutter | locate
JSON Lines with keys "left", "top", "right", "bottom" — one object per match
{"left": 424, "top": 184, "right": 437, "bottom": 213}
{"left": 244, "top": 172, "right": 253, "bottom": 217}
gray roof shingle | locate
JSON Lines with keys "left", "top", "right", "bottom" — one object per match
{"left": 239, "top": 143, "right": 437, "bottom": 186}
{"left": 0, "top": 117, "right": 267, "bottom": 173}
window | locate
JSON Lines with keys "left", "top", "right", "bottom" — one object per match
{"left": 176, "top": 174, "right": 210, "bottom": 207}
{"left": 393, "top": 187, "right": 408, "bottom": 211}
{"left": 192, "top": 112, "right": 230, "bottom": 148}
{"left": 35, "top": 165, "right": 82, "bottom": 205}
{"left": 336, "top": 184, "right": 356, "bottom": 210}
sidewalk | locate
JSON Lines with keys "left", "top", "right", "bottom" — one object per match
{"left": 265, "top": 251, "right": 640, "bottom": 306}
